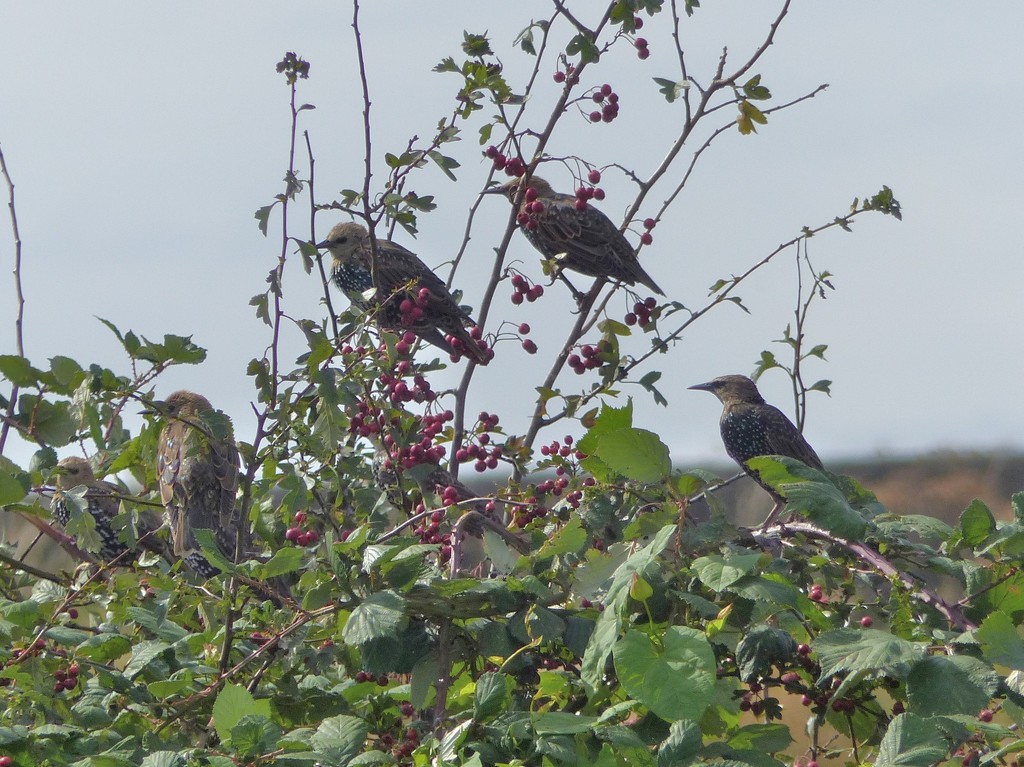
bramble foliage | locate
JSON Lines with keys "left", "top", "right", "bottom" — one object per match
{"left": 3, "top": 4, "right": 1015, "bottom": 767}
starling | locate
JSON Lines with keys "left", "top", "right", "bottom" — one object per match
{"left": 688, "top": 375, "right": 823, "bottom": 525}
{"left": 145, "top": 390, "right": 245, "bottom": 577}
{"left": 485, "top": 175, "right": 664, "bottom": 296}
{"left": 317, "top": 222, "right": 490, "bottom": 364}
{"left": 51, "top": 457, "right": 166, "bottom": 563}
{"left": 372, "top": 450, "right": 487, "bottom": 513}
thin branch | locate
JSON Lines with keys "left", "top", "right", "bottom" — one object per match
{"left": 0, "top": 144, "right": 25, "bottom": 455}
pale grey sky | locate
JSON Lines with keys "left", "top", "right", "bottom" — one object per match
{"left": 2, "top": 3, "right": 1023, "bottom": 471}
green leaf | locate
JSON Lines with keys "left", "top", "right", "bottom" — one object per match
{"left": 566, "top": 32, "right": 600, "bottom": 64}
{"left": 474, "top": 672, "right": 513, "bottom": 721}
{"left": 814, "top": 628, "right": 925, "bottom": 680}
{"left": 0, "top": 465, "right": 29, "bottom": 505}
{"left": 581, "top": 525, "right": 675, "bottom": 693}
{"left": 977, "top": 610, "right": 1024, "bottom": 669}
{"left": 231, "top": 714, "right": 282, "bottom": 760}
{"left": 257, "top": 547, "right": 305, "bottom": 579}
{"left": 341, "top": 590, "right": 408, "bottom": 645}
{"left": 76, "top": 633, "right": 131, "bottom": 662}
{"left": 692, "top": 551, "right": 761, "bottom": 591}
{"left": 614, "top": 626, "right": 716, "bottom": 722}
{"left": 906, "top": 655, "right": 998, "bottom": 716}
{"left": 735, "top": 625, "right": 797, "bottom": 683}
{"left": 309, "top": 715, "right": 369, "bottom": 765}
{"left": 959, "top": 499, "right": 996, "bottom": 546}
{"left": 658, "top": 720, "right": 702, "bottom": 766}
{"left": 532, "top": 712, "right": 600, "bottom": 735}
{"left": 593, "top": 428, "right": 670, "bottom": 484}
{"left": 727, "top": 723, "right": 793, "bottom": 753}
{"left": 537, "top": 516, "right": 587, "bottom": 559}
{"left": 653, "top": 77, "right": 688, "bottom": 103}
{"left": 0, "top": 355, "right": 40, "bottom": 386}
{"left": 141, "top": 752, "right": 186, "bottom": 767}
{"left": 875, "top": 713, "right": 947, "bottom": 767}
{"left": 212, "top": 684, "right": 272, "bottom": 744}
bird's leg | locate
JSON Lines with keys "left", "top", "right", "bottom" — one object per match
{"left": 554, "top": 272, "right": 587, "bottom": 305}
{"left": 758, "top": 500, "right": 785, "bottom": 532}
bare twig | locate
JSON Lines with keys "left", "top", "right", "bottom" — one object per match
{"left": 0, "top": 144, "right": 25, "bottom": 456}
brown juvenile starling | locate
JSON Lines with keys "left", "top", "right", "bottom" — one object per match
{"left": 485, "top": 175, "right": 664, "bottom": 296}
{"left": 689, "top": 375, "right": 823, "bottom": 525}
{"left": 317, "top": 222, "right": 490, "bottom": 364}
{"left": 145, "top": 390, "right": 245, "bottom": 577}
{"left": 51, "top": 457, "right": 167, "bottom": 563}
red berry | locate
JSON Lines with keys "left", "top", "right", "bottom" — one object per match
{"left": 400, "top": 702, "right": 415, "bottom": 717}
{"left": 67, "top": 608, "right": 78, "bottom": 619}
{"left": 807, "top": 761, "right": 819, "bottom": 767}
{"left": 637, "top": 48, "right": 650, "bottom": 60}
{"left": 625, "top": 313, "right": 637, "bottom": 326}
{"left": 305, "top": 529, "right": 320, "bottom": 544}
{"left": 643, "top": 217, "right": 656, "bottom": 230}
{"left": 522, "top": 339, "right": 538, "bottom": 354}
{"left": 511, "top": 292, "right": 524, "bottom": 305}
{"left": 593, "top": 188, "right": 605, "bottom": 200}
{"left": 589, "top": 111, "right": 602, "bottom": 123}
{"left": 635, "top": 38, "right": 648, "bottom": 48}
{"left": 633, "top": 16, "right": 644, "bottom": 29}
{"left": 978, "top": 709, "right": 994, "bottom": 722}
{"left": 575, "top": 199, "right": 588, "bottom": 212}
{"left": 553, "top": 71, "right": 566, "bottom": 83}
{"left": 640, "top": 232, "right": 653, "bottom": 245}
{"left": 859, "top": 616, "right": 873, "bottom": 628}
{"left": 285, "top": 527, "right": 301, "bottom": 542}
{"left": 0, "top": 757, "right": 12, "bottom": 767}
{"left": 796, "top": 643, "right": 811, "bottom": 656}
{"left": 518, "top": 323, "right": 530, "bottom": 334}
{"left": 485, "top": 145, "right": 499, "bottom": 159}
{"left": 588, "top": 169, "right": 602, "bottom": 184}
{"left": 892, "top": 701, "right": 905, "bottom": 714}
{"left": 601, "top": 83, "right": 612, "bottom": 96}
{"left": 67, "top": 663, "right": 79, "bottom": 677}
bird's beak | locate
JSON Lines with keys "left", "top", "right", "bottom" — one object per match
{"left": 139, "top": 400, "right": 165, "bottom": 416}
{"left": 314, "top": 238, "right": 330, "bottom": 250}
{"left": 687, "top": 381, "right": 715, "bottom": 392}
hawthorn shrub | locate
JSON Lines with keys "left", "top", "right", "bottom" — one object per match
{"left": 4, "top": 4, "right": 1016, "bottom": 767}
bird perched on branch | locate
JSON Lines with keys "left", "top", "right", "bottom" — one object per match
{"left": 689, "top": 375, "right": 823, "bottom": 527}
{"left": 144, "top": 390, "right": 245, "bottom": 577}
{"left": 51, "top": 456, "right": 168, "bottom": 563}
{"left": 485, "top": 175, "right": 664, "bottom": 296}
{"left": 317, "top": 222, "right": 490, "bottom": 364}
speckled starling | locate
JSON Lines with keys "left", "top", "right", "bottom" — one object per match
{"left": 317, "top": 222, "right": 490, "bottom": 364}
{"left": 145, "top": 390, "right": 245, "bottom": 577}
{"left": 689, "top": 375, "right": 823, "bottom": 520}
{"left": 485, "top": 175, "right": 664, "bottom": 296}
{"left": 51, "top": 457, "right": 166, "bottom": 563}
{"left": 372, "top": 450, "right": 488, "bottom": 513}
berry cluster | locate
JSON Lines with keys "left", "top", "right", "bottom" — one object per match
{"left": 808, "top": 583, "right": 826, "bottom": 603}
{"left": 355, "top": 670, "right": 390, "bottom": 685}
{"left": 381, "top": 357, "right": 438, "bottom": 407}
{"left": 579, "top": 598, "right": 605, "bottom": 611}
{"left": 384, "top": 411, "right": 452, "bottom": 470}
{"left": 413, "top": 508, "right": 449, "bottom": 564}
{"left": 635, "top": 37, "right": 650, "bottom": 60}
{"left": 284, "top": 510, "right": 320, "bottom": 547}
{"left": 625, "top": 296, "right": 658, "bottom": 328}
{"left": 588, "top": 84, "right": 620, "bottom": 123}
{"left": 552, "top": 63, "right": 579, "bottom": 86}
{"left": 397, "top": 288, "right": 432, "bottom": 328}
{"left": 455, "top": 412, "right": 503, "bottom": 473}
{"left": 483, "top": 146, "right": 526, "bottom": 178}
{"left": 572, "top": 182, "right": 605, "bottom": 212}
{"left": 511, "top": 500, "right": 548, "bottom": 529}
{"left": 510, "top": 273, "right": 544, "bottom": 305}
{"left": 447, "top": 325, "right": 491, "bottom": 364}
{"left": 517, "top": 323, "right": 537, "bottom": 354}
{"left": 639, "top": 216, "right": 656, "bottom": 245}
{"left": 567, "top": 342, "right": 608, "bottom": 375}
{"left": 52, "top": 662, "right": 80, "bottom": 694}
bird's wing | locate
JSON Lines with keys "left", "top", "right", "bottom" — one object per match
{"left": 535, "top": 200, "right": 627, "bottom": 261}
{"left": 375, "top": 241, "right": 474, "bottom": 325}
{"left": 764, "top": 406, "right": 824, "bottom": 469}
{"left": 209, "top": 436, "right": 243, "bottom": 546}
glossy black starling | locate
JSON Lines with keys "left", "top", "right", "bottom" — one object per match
{"left": 51, "top": 457, "right": 166, "bottom": 563}
{"left": 485, "top": 175, "right": 664, "bottom": 295}
{"left": 689, "top": 375, "right": 823, "bottom": 523}
{"left": 317, "top": 222, "right": 490, "bottom": 365}
{"left": 145, "top": 390, "right": 245, "bottom": 577}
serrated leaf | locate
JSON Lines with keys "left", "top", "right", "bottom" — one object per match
{"left": 474, "top": 671, "right": 513, "bottom": 721}
{"left": 309, "top": 715, "right": 369, "bottom": 765}
{"left": 959, "top": 499, "right": 996, "bottom": 546}
{"left": 977, "top": 610, "right": 1024, "bottom": 669}
{"left": 213, "top": 684, "right": 272, "bottom": 744}
{"left": 906, "top": 654, "right": 998, "bottom": 716}
{"left": 735, "top": 625, "right": 797, "bottom": 682}
{"left": 692, "top": 551, "right": 761, "bottom": 591}
{"left": 814, "top": 628, "right": 925, "bottom": 680}
{"left": 614, "top": 626, "right": 715, "bottom": 721}
{"left": 875, "top": 713, "right": 946, "bottom": 767}
{"left": 341, "top": 590, "right": 408, "bottom": 645}
{"left": 658, "top": 719, "right": 702, "bottom": 766}
{"left": 594, "top": 427, "right": 670, "bottom": 484}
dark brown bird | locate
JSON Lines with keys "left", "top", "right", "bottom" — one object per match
{"left": 689, "top": 375, "right": 823, "bottom": 526}
{"left": 145, "top": 390, "right": 245, "bottom": 577}
{"left": 51, "top": 457, "right": 167, "bottom": 563}
{"left": 485, "top": 175, "right": 664, "bottom": 296}
{"left": 317, "top": 222, "right": 490, "bottom": 364}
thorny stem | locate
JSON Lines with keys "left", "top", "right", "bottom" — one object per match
{"left": 0, "top": 144, "right": 25, "bottom": 456}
